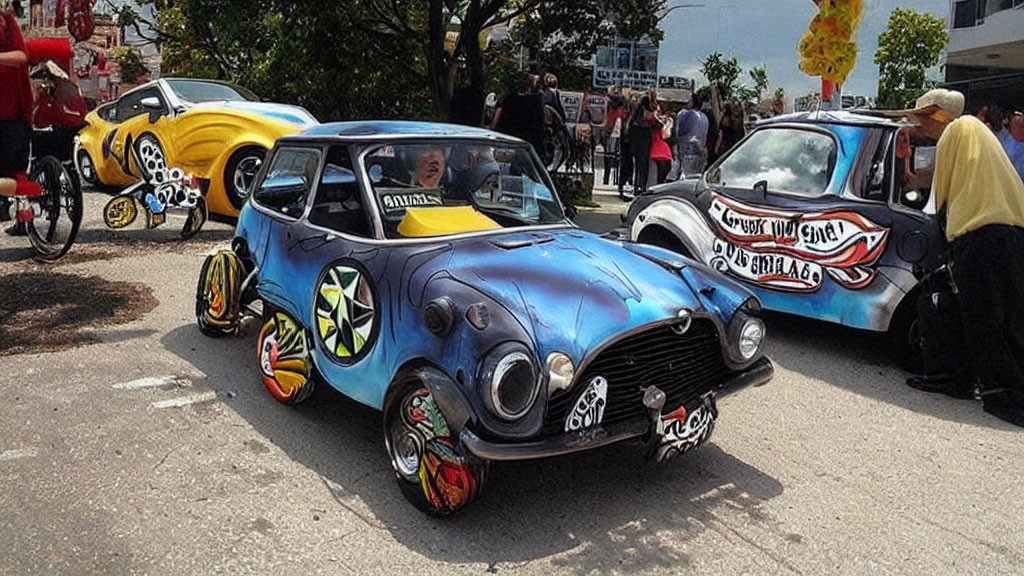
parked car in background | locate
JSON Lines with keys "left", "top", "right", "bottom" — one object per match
{"left": 76, "top": 78, "right": 318, "bottom": 217}
{"left": 195, "top": 121, "right": 773, "bottom": 515}
{"left": 626, "top": 111, "right": 943, "bottom": 371}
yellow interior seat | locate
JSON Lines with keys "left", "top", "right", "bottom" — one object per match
{"left": 397, "top": 206, "right": 501, "bottom": 237}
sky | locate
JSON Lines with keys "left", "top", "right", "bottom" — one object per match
{"left": 657, "top": 0, "right": 951, "bottom": 99}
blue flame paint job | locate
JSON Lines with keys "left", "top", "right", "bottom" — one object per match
{"left": 237, "top": 200, "right": 756, "bottom": 416}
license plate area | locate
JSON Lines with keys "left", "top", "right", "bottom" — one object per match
{"left": 652, "top": 394, "right": 717, "bottom": 462}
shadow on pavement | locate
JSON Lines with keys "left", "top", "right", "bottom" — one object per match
{"left": 762, "top": 312, "right": 1006, "bottom": 428}
{"left": 161, "top": 323, "right": 786, "bottom": 571}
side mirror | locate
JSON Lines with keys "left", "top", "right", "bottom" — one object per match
{"left": 141, "top": 97, "right": 164, "bottom": 124}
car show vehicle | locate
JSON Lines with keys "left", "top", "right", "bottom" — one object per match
{"left": 195, "top": 121, "right": 773, "bottom": 515}
{"left": 76, "top": 78, "right": 318, "bottom": 217}
{"left": 625, "top": 111, "right": 944, "bottom": 371}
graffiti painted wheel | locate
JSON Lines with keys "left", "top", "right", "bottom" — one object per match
{"left": 384, "top": 381, "right": 488, "bottom": 516}
{"left": 224, "top": 147, "right": 266, "bottom": 210}
{"left": 195, "top": 249, "right": 243, "bottom": 337}
{"left": 257, "top": 309, "right": 315, "bottom": 404}
{"left": 180, "top": 195, "right": 208, "bottom": 240}
{"left": 133, "top": 133, "right": 168, "bottom": 183}
{"left": 103, "top": 195, "right": 138, "bottom": 229}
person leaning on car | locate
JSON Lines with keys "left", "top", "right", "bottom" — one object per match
{"left": 905, "top": 88, "right": 1024, "bottom": 428}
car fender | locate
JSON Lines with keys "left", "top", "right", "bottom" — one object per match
{"left": 630, "top": 197, "right": 717, "bottom": 263}
{"left": 384, "top": 364, "right": 474, "bottom": 436}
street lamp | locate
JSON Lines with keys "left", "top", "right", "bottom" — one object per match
{"left": 660, "top": 3, "right": 706, "bottom": 19}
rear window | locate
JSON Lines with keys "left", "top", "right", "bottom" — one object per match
{"left": 709, "top": 128, "right": 837, "bottom": 197}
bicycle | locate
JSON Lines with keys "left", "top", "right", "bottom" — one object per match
{"left": 0, "top": 135, "right": 83, "bottom": 262}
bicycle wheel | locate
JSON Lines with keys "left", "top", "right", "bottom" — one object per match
{"left": 27, "top": 156, "right": 83, "bottom": 262}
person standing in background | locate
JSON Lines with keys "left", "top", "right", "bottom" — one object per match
{"left": 719, "top": 101, "right": 746, "bottom": 155}
{"left": 627, "top": 93, "right": 655, "bottom": 196}
{"left": 603, "top": 88, "right": 626, "bottom": 186}
{"left": 617, "top": 90, "right": 636, "bottom": 200}
{"left": 541, "top": 73, "right": 566, "bottom": 123}
{"left": 491, "top": 71, "right": 546, "bottom": 158}
{"left": 997, "top": 112, "right": 1024, "bottom": 184}
{"left": 674, "top": 93, "right": 709, "bottom": 178}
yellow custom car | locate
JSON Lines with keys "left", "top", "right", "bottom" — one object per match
{"left": 76, "top": 78, "right": 318, "bottom": 217}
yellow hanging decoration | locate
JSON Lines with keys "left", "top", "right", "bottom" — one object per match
{"left": 797, "top": 0, "right": 864, "bottom": 85}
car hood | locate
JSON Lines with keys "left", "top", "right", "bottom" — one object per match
{"left": 441, "top": 228, "right": 734, "bottom": 363}
{"left": 184, "top": 101, "right": 318, "bottom": 127}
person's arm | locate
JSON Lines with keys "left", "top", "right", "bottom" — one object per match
{"left": 490, "top": 107, "right": 502, "bottom": 130}
{"left": 0, "top": 49, "right": 27, "bottom": 67}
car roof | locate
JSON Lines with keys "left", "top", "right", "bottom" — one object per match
{"left": 758, "top": 110, "right": 903, "bottom": 129}
{"left": 287, "top": 120, "right": 525, "bottom": 144}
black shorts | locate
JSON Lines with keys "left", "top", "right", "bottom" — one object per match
{"left": 0, "top": 118, "right": 31, "bottom": 178}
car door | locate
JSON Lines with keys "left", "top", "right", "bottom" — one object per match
{"left": 107, "top": 86, "right": 174, "bottom": 178}
{"left": 699, "top": 123, "right": 942, "bottom": 331}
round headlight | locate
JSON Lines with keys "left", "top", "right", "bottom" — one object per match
{"left": 738, "top": 317, "right": 765, "bottom": 361}
{"left": 546, "top": 352, "right": 575, "bottom": 395}
{"left": 488, "top": 351, "right": 539, "bottom": 420}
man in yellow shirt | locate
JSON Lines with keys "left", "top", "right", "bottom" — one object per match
{"left": 908, "top": 89, "right": 1024, "bottom": 427}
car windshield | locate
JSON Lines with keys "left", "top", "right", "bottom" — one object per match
{"left": 166, "top": 80, "right": 259, "bottom": 103}
{"left": 709, "top": 127, "right": 836, "bottom": 197}
{"left": 362, "top": 141, "right": 568, "bottom": 239}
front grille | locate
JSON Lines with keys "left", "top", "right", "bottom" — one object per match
{"left": 543, "top": 319, "right": 733, "bottom": 437}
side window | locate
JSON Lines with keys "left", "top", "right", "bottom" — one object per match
{"left": 893, "top": 126, "right": 936, "bottom": 211}
{"left": 98, "top": 104, "right": 117, "bottom": 122}
{"left": 309, "top": 146, "right": 372, "bottom": 238}
{"left": 116, "top": 89, "right": 162, "bottom": 122}
{"left": 709, "top": 128, "right": 836, "bottom": 197}
{"left": 253, "top": 147, "right": 320, "bottom": 218}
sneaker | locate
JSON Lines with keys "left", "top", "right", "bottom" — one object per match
{"left": 14, "top": 173, "right": 43, "bottom": 198}
{"left": 905, "top": 374, "right": 975, "bottom": 400}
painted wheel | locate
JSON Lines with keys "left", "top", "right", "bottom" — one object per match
{"left": 134, "top": 133, "right": 168, "bottom": 183}
{"left": 195, "top": 249, "right": 242, "bottom": 337}
{"left": 103, "top": 195, "right": 138, "bottom": 229}
{"left": 315, "top": 264, "right": 377, "bottom": 361}
{"left": 384, "top": 383, "right": 488, "bottom": 516}
{"left": 180, "top": 195, "right": 208, "bottom": 240}
{"left": 224, "top": 147, "right": 266, "bottom": 210}
{"left": 257, "top": 309, "right": 315, "bottom": 404}
{"left": 77, "top": 148, "right": 98, "bottom": 185}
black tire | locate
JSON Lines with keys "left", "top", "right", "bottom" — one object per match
{"left": 224, "top": 146, "right": 266, "bottom": 210}
{"left": 383, "top": 379, "right": 488, "bottom": 516}
{"left": 195, "top": 249, "right": 243, "bottom": 337}
{"left": 26, "top": 156, "right": 82, "bottom": 262}
{"left": 76, "top": 148, "right": 98, "bottom": 185}
{"left": 888, "top": 294, "right": 924, "bottom": 373}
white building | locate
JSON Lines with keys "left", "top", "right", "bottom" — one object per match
{"left": 944, "top": 0, "right": 1024, "bottom": 110}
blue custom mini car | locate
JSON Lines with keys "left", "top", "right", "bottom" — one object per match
{"left": 195, "top": 121, "right": 773, "bottom": 515}
{"left": 626, "top": 111, "right": 946, "bottom": 371}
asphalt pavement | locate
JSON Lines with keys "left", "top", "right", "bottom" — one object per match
{"left": 0, "top": 188, "right": 1022, "bottom": 575}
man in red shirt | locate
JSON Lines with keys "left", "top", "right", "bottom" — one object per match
{"left": 0, "top": 1, "right": 42, "bottom": 233}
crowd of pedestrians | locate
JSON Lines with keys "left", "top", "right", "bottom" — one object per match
{"left": 601, "top": 87, "right": 750, "bottom": 200}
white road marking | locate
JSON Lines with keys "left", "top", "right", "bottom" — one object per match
{"left": 0, "top": 448, "right": 39, "bottom": 462}
{"left": 149, "top": 392, "right": 218, "bottom": 409}
{"left": 114, "top": 376, "right": 191, "bottom": 390}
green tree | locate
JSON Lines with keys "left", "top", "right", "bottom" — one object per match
{"left": 700, "top": 52, "right": 741, "bottom": 100}
{"left": 874, "top": 8, "right": 948, "bottom": 109}
{"left": 110, "top": 0, "right": 663, "bottom": 123}
{"left": 112, "top": 46, "right": 149, "bottom": 85}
